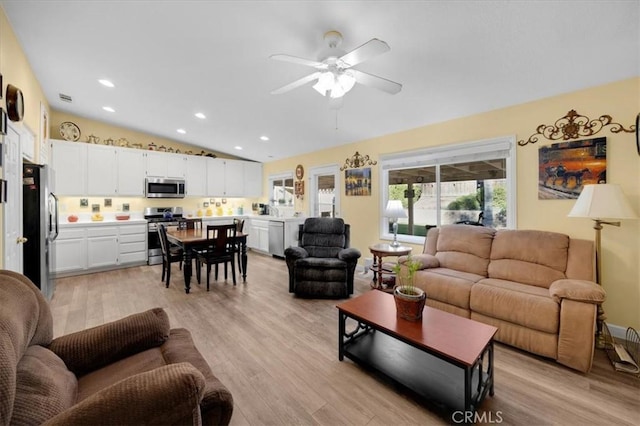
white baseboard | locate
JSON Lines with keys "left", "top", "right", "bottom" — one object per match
{"left": 606, "top": 322, "right": 628, "bottom": 341}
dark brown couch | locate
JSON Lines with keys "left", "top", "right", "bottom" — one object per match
{"left": 0, "top": 270, "right": 233, "bottom": 425}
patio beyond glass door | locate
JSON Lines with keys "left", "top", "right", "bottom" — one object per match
{"left": 309, "top": 165, "right": 340, "bottom": 218}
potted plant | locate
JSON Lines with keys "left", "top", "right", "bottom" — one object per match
{"left": 392, "top": 256, "right": 426, "bottom": 321}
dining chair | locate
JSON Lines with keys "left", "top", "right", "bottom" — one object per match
{"left": 193, "top": 224, "right": 237, "bottom": 290}
{"left": 232, "top": 218, "right": 245, "bottom": 274}
{"left": 158, "top": 224, "right": 184, "bottom": 289}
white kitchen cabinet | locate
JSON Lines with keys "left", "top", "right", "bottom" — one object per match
{"left": 206, "top": 158, "right": 247, "bottom": 197}
{"left": 118, "top": 223, "right": 147, "bottom": 264}
{"left": 244, "top": 161, "right": 263, "bottom": 197}
{"left": 51, "top": 140, "right": 87, "bottom": 195}
{"left": 167, "top": 153, "right": 187, "bottom": 178}
{"left": 206, "top": 158, "right": 226, "bottom": 196}
{"left": 146, "top": 151, "right": 187, "bottom": 179}
{"left": 185, "top": 155, "right": 208, "bottom": 197}
{"left": 87, "top": 226, "right": 119, "bottom": 269}
{"left": 249, "top": 219, "right": 269, "bottom": 253}
{"left": 224, "top": 160, "right": 244, "bottom": 197}
{"left": 285, "top": 219, "right": 304, "bottom": 249}
{"left": 116, "top": 148, "right": 146, "bottom": 196}
{"left": 87, "top": 145, "right": 117, "bottom": 195}
{"left": 21, "top": 125, "right": 36, "bottom": 162}
{"left": 54, "top": 228, "right": 87, "bottom": 274}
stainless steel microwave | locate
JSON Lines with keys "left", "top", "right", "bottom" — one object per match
{"left": 145, "top": 178, "right": 186, "bottom": 198}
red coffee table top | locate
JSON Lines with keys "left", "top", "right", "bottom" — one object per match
{"left": 337, "top": 291, "right": 497, "bottom": 366}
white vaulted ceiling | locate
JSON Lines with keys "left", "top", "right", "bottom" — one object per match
{"left": 2, "top": 1, "right": 638, "bottom": 162}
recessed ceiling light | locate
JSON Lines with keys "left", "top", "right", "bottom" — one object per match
{"left": 234, "top": 146, "right": 243, "bottom": 150}
{"left": 195, "top": 112, "right": 206, "bottom": 119}
{"left": 102, "top": 106, "right": 115, "bottom": 112}
{"left": 260, "top": 136, "right": 269, "bottom": 141}
{"left": 98, "top": 79, "right": 115, "bottom": 88}
{"left": 177, "top": 129, "right": 186, "bottom": 134}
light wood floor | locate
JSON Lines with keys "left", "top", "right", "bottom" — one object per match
{"left": 50, "top": 252, "right": 640, "bottom": 425}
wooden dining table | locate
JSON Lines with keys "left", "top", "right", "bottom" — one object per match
{"left": 165, "top": 227, "right": 248, "bottom": 294}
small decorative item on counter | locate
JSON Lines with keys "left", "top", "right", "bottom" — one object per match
{"left": 216, "top": 206, "right": 223, "bottom": 216}
{"left": 148, "top": 142, "right": 156, "bottom": 150}
{"left": 206, "top": 207, "right": 213, "bottom": 216}
{"left": 67, "top": 215, "right": 78, "bottom": 223}
{"left": 196, "top": 209, "right": 203, "bottom": 217}
{"left": 104, "top": 138, "right": 115, "bottom": 146}
{"left": 115, "top": 214, "right": 130, "bottom": 221}
{"left": 227, "top": 208, "right": 233, "bottom": 215}
{"left": 91, "top": 213, "right": 104, "bottom": 222}
{"left": 237, "top": 206, "right": 244, "bottom": 215}
{"left": 158, "top": 145, "right": 167, "bottom": 152}
{"left": 117, "top": 138, "right": 129, "bottom": 147}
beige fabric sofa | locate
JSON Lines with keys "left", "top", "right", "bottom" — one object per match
{"left": 399, "top": 225, "right": 605, "bottom": 372}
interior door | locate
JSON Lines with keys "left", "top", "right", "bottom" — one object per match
{"left": 309, "top": 165, "right": 340, "bottom": 218}
{"left": 2, "top": 123, "right": 23, "bottom": 272}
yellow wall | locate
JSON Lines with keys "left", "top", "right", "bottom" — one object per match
{"left": 264, "top": 77, "right": 640, "bottom": 329}
{"left": 0, "top": 6, "right": 50, "bottom": 267}
{"left": 50, "top": 110, "right": 240, "bottom": 160}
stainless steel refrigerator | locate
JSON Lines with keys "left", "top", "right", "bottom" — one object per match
{"left": 23, "top": 163, "right": 59, "bottom": 300}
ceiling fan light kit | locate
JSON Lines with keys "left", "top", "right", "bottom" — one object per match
{"left": 271, "top": 30, "right": 402, "bottom": 99}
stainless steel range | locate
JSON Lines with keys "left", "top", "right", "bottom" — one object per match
{"left": 144, "top": 207, "right": 183, "bottom": 265}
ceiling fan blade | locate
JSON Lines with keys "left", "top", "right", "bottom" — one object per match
{"left": 271, "top": 72, "right": 322, "bottom": 95}
{"left": 270, "top": 54, "right": 327, "bottom": 70}
{"left": 339, "top": 39, "right": 390, "bottom": 67}
{"left": 351, "top": 69, "right": 402, "bottom": 94}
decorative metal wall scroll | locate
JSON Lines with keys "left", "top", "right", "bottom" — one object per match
{"left": 518, "top": 109, "right": 634, "bottom": 146}
{"left": 340, "top": 151, "right": 377, "bottom": 170}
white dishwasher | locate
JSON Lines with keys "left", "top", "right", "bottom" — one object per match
{"left": 268, "top": 220, "right": 285, "bottom": 257}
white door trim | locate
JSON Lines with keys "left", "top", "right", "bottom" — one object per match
{"left": 308, "top": 163, "right": 341, "bottom": 218}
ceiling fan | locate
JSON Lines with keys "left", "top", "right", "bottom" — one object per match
{"left": 270, "top": 30, "right": 402, "bottom": 100}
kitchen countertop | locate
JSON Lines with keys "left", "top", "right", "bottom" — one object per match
{"left": 59, "top": 214, "right": 307, "bottom": 227}
{"left": 246, "top": 215, "right": 306, "bottom": 222}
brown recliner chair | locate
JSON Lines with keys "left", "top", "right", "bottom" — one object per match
{"left": 0, "top": 270, "right": 233, "bottom": 425}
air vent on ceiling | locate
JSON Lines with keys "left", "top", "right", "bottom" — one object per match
{"left": 59, "top": 93, "right": 73, "bottom": 103}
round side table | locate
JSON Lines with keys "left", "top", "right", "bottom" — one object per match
{"left": 368, "top": 243, "right": 412, "bottom": 291}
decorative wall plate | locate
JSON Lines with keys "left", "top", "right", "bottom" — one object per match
{"left": 60, "top": 121, "right": 81, "bottom": 141}
{"left": 6, "top": 84, "right": 24, "bottom": 122}
{"left": 295, "top": 164, "right": 304, "bottom": 180}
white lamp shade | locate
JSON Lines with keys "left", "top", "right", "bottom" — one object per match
{"left": 385, "top": 200, "right": 408, "bottom": 219}
{"left": 568, "top": 184, "right": 638, "bottom": 220}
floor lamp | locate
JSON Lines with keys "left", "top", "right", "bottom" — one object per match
{"left": 568, "top": 184, "right": 638, "bottom": 348}
{"left": 385, "top": 200, "right": 407, "bottom": 247}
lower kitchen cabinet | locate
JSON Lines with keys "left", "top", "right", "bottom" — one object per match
{"left": 55, "top": 228, "right": 87, "bottom": 274}
{"left": 54, "top": 222, "right": 147, "bottom": 276}
{"left": 247, "top": 219, "right": 269, "bottom": 253}
{"left": 118, "top": 224, "right": 148, "bottom": 264}
{"left": 87, "top": 227, "right": 119, "bottom": 269}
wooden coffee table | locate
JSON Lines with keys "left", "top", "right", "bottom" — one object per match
{"left": 336, "top": 291, "right": 497, "bottom": 413}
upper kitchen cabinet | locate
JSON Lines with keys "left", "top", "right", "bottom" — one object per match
{"left": 185, "top": 155, "right": 207, "bottom": 197}
{"left": 224, "top": 160, "right": 244, "bottom": 197}
{"left": 146, "top": 151, "right": 187, "bottom": 179}
{"left": 243, "top": 161, "right": 263, "bottom": 197}
{"left": 86, "top": 144, "right": 117, "bottom": 195}
{"left": 206, "top": 158, "right": 225, "bottom": 196}
{"left": 51, "top": 140, "right": 87, "bottom": 195}
{"left": 116, "top": 147, "right": 146, "bottom": 196}
{"left": 206, "top": 158, "right": 244, "bottom": 197}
